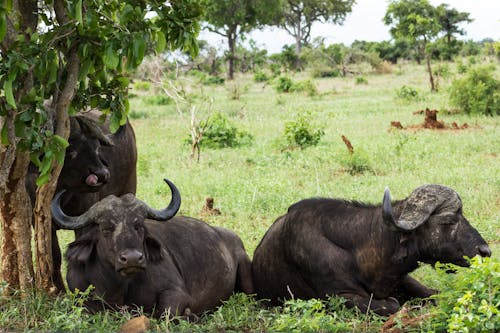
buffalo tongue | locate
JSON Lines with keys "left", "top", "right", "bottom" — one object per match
{"left": 85, "top": 174, "right": 100, "bottom": 186}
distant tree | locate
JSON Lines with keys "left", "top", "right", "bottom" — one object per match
{"left": 278, "top": 0, "right": 355, "bottom": 57}
{"left": 436, "top": 4, "right": 472, "bottom": 45}
{"left": 203, "top": 0, "right": 282, "bottom": 80}
{"left": 384, "top": 0, "right": 441, "bottom": 91}
{"left": 0, "top": 0, "right": 202, "bottom": 294}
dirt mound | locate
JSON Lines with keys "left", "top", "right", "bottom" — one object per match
{"left": 390, "top": 108, "right": 469, "bottom": 131}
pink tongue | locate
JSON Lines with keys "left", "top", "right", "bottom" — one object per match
{"left": 85, "top": 174, "right": 99, "bottom": 186}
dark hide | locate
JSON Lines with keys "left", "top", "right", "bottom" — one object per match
{"left": 26, "top": 111, "right": 137, "bottom": 292}
{"left": 252, "top": 186, "right": 491, "bottom": 316}
{"left": 65, "top": 195, "right": 253, "bottom": 318}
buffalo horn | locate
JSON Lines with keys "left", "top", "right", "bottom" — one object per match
{"left": 51, "top": 190, "right": 94, "bottom": 229}
{"left": 385, "top": 184, "right": 461, "bottom": 231}
{"left": 382, "top": 187, "right": 397, "bottom": 226}
{"left": 142, "top": 178, "right": 181, "bottom": 221}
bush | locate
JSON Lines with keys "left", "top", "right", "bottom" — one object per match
{"left": 339, "top": 150, "right": 372, "bottom": 175}
{"left": 143, "top": 94, "right": 173, "bottom": 105}
{"left": 290, "top": 80, "right": 319, "bottom": 97}
{"left": 203, "top": 76, "right": 225, "bottom": 85}
{"left": 428, "top": 257, "right": 500, "bottom": 332}
{"left": 275, "top": 76, "right": 294, "bottom": 93}
{"left": 283, "top": 110, "right": 324, "bottom": 148}
{"left": 253, "top": 70, "right": 270, "bottom": 82}
{"left": 133, "top": 80, "right": 152, "bottom": 91}
{"left": 200, "top": 112, "right": 253, "bottom": 149}
{"left": 449, "top": 66, "right": 500, "bottom": 116}
{"left": 310, "top": 66, "right": 341, "bottom": 78}
{"left": 355, "top": 76, "right": 368, "bottom": 85}
{"left": 395, "top": 85, "right": 420, "bottom": 101}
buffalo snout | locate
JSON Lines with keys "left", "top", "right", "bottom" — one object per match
{"left": 477, "top": 244, "right": 491, "bottom": 257}
{"left": 117, "top": 249, "right": 146, "bottom": 276}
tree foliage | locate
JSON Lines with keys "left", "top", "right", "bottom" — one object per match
{"left": 0, "top": 0, "right": 202, "bottom": 293}
{"left": 203, "top": 0, "right": 281, "bottom": 79}
{"left": 277, "top": 0, "right": 355, "bottom": 55}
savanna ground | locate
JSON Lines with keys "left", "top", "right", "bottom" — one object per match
{"left": 1, "top": 59, "right": 499, "bottom": 332}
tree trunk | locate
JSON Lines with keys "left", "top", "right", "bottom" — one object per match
{"left": 0, "top": 150, "right": 35, "bottom": 294}
{"left": 227, "top": 28, "right": 236, "bottom": 80}
{"left": 426, "top": 55, "right": 436, "bottom": 92}
{"left": 34, "top": 51, "right": 79, "bottom": 293}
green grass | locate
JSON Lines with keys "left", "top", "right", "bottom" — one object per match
{"left": 3, "top": 60, "right": 500, "bottom": 332}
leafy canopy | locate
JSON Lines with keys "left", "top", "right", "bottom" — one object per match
{"left": 0, "top": 0, "right": 203, "bottom": 184}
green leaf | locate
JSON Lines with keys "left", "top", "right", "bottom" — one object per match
{"left": 103, "top": 44, "right": 119, "bottom": 70}
{"left": 35, "top": 172, "right": 50, "bottom": 186}
{"left": 3, "top": 79, "right": 15, "bottom": 108}
{"left": 75, "top": 0, "right": 83, "bottom": 26}
{"left": 156, "top": 31, "right": 166, "bottom": 53}
{"left": 0, "top": 12, "right": 6, "bottom": 42}
{"left": 1, "top": 123, "right": 8, "bottom": 145}
{"left": 133, "top": 36, "right": 146, "bottom": 66}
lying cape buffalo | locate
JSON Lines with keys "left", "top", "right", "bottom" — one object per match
{"left": 51, "top": 179, "right": 254, "bottom": 318}
{"left": 26, "top": 110, "right": 137, "bottom": 292}
{"left": 252, "top": 184, "right": 491, "bottom": 315}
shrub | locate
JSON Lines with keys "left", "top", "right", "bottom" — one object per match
{"left": 428, "top": 257, "right": 500, "bottom": 332}
{"left": 310, "top": 66, "right": 341, "bottom": 78}
{"left": 143, "top": 94, "right": 173, "bottom": 105}
{"left": 203, "top": 76, "right": 225, "bottom": 85}
{"left": 275, "top": 76, "right": 294, "bottom": 93}
{"left": 290, "top": 79, "right": 319, "bottom": 97}
{"left": 283, "top": 110, "right": 324, "bottom": 148}
{"left": 339, "top": 150, "right": 372, "bottom": 175}
{"left": 253, "top": 70, "right": 270, "bottom": 82}
{"left": 200, "top": 112, "right": 253, "bottom": 149}
{"left": 449, "top": 66, "right": 500, "bottom": 116}
{"left": 395, "top": 85, "right": 420, "bottom": 101}
{"left": 355, "top": 76, "right": 368, "bottom": 85}
{"left": 133, "top": 80, "right": 152, "bottom": 91}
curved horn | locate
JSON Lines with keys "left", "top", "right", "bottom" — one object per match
{"left": 143, "top": 178, "right": 181, "bottom": 221}
{"left": 392, "top": 184, "right": 461, "bottom": 231}
{"left": 382, "top": 187, "right": 396, "bottom": 224}
{"left": 51, "top": 190, "right": 94, "bottom": 229}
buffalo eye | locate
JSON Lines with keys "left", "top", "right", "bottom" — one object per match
{"left": 66, "top": 146, "right": 78, "bottom": 159}
{"left": 133, "top": 223, "right": 142, "bottom": 231}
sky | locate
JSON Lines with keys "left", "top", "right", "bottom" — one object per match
{"left": 199, "top": 0, "right": 500, "bottom": 54}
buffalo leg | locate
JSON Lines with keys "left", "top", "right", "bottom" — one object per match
{"left": 51, "top": 227, "right": 65, "bottom": 292}
{"left": 340, "top": 292, "right": 400, "bottom": 316}
{"left": 157, "top": 289, "right": 196, "bottom": 320}
{"left": 393, "top": 275, "right": 437, "bottom": 305}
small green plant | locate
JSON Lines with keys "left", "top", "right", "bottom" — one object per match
{"left": 143, "top": 94, "right": 173, "bottom": 105}
{"left": 253, "top": 70, "right": 270, "bottom": 82}
{"left": 290, "top": 79, "right": 319, "bottom": 97}
{"left": 428, "top": 257, "right": 500, "bottom": 332}
{"left": 355, "top": 76, "right": 368, "bottom": 85}
{"left": 275, "top": 76, "right": 294, "bottom": 93}
{"left": 203, "top": 75, "right": 225, "bottom": 85}
{"left": 395, "top": 85, "right": 420, "bottom": 101}
{"left": 199, "top": 112, "right": 253, "bottom": 149}
{"left": 283, "top": 110, "right": 325, "bottom": 148}
{"left": 449, "top": 65, "right": 500, "bottom": 116}
{"left": 133, "top": 80, "right": 152, "bottom": 91}
{"left": 340, "top": 150, "right": 372, "bottom": 175}
{"left": 269, "top": 63, "right": 282, "bottom": 77}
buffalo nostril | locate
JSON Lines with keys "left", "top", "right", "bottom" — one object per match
{"left": 477, "top": 244, "right": 491, "bottom": 257}
{"left": 119, "top": 255, "right": 128, "bottom": 264}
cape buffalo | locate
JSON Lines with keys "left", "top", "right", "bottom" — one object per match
{"left": 252, "top": 184, "right": 491, "bottom": 316}
{"left": 26, "top": 110, "right": 137, "bottom": 292}
{"left": 51, "top": 179, "right": 254, "bottom": 318}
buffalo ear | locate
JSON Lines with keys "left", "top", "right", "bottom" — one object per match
{"left": 144, "top": 235, "right": 163, "bottom": 263}
{"left": 390, "top": 234, "right": 417, "bottom": 264}
{"left": 66, "top": 239, "right": 95, "bottom": 263}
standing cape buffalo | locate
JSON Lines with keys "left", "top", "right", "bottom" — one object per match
{"left": 51, "top": 179, "right": 254, "bottom": 318}
{"left": 252, "top": 184, "right": 491, "bottom": 315}
{"left": 27, "top": 110, "right": 137, "bottom": 292}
